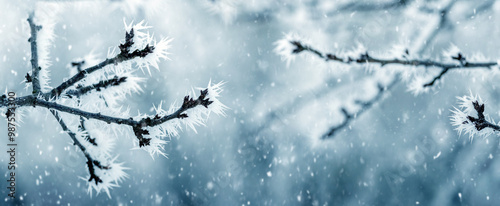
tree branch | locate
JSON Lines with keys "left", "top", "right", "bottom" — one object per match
{"left": 269, "top": 0, "right": 460, "bottom": 140}
{"left": 293, "top": 41, "right": 496, "bottom": 70}
{"left": 50, "top": 110, "right": 107, "bottom": 184}
{"left": 290, "top": 41, "right": 497, "bottom": 87}
{"left": 45, "top": 28, "right": 154, "bottom": 99}
{"left": 3, "top": 89, "right": 214, "bottom": 147}
{"left": 27, "top": 12, "right": 42, "bottom": 94}
{"left": 65, "top": 76, "right": 127, "bottom": 98}
{"left": 71, "top": 60, "right": 86, "bottom": 72}
{"left": 466, "top": 101, "right": 500, "bottom": 132}
{"left": 338, "top": 0, "right": 410, "bottom": 12}
{"left": 1, "top": 13, "right": 224, "bottom": 196}
{"left": 322, "top": 80, "right": 398, "bottom": 139}
{"left": 79, "top": 116, "right": 98, "bottom": 146}
{"left": 0, "top": 19, "right": 214, "bottom": 147}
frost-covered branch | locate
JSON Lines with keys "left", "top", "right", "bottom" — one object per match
{"left": 51, "top": 110, "right": 109, "bottom": 184}
{"left": 273, "top": 0, "right": 470, "bottom": 140}
{"left": 3, "top": 89, "right": 215, "bottom": 145}
{"left": 322, "top": 80, "right": 397, "bottom": 139}
{"left": 27, "top": 13, "right": 43, "bottom": 94}
{"left": 65, "top": 76, "right": 128, "bottom": 98}
{"left": 423, "top": 68, "right": 449, "bottom": 87}
{"left": 79, "top": 116, "right": 98, "bottom": 146}
{"left": 1, "top": 13, "right": 225, "bottom": 197}
{"left": 451, "top": 93, "right": 500, "bottom": 139}
{"left": 338, "top": 0, "right": 410, "bottom": 11}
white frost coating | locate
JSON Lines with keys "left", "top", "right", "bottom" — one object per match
{"left": 84, "top": 157, "right": 129, "bottom": 198}
{"left": 450, "top": 92, "right": 496, "bottom": 140}
{"left": 274, "top": 32, "right": 304, "bottom": 67}
{"left": 388, "top": 44, "right": 411, "bottom": 59}
{"left": 203, "top": 0, "right": 239, "bottom": 24}
{"left": 157, "top": 101, "right": 183, "bottom": 138}
{"left": 117, "top": 0, "right": 168, "bottom": 17}
{"left": 53, "top": 113, "right": 128, "bottom": 198}
{"left": 342, "top": 43, "right": 367, "bottom": 62}
{"left": 181, "top": 81, "right": 227, "bottom": 133}
{"left": 406, "top": 73, "right": 432, "bottom": 96}
{"left": 16, "top": 14, "right": 226, "bottom": 197}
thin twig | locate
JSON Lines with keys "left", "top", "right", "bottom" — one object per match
{"left": 418, "top": 0, "right": 455, "bottom": 52}
{"left": 467, "top": 101, "right": 500, "bottom": 132}
{"left": 27, "top": 13, "right": 42, "bottom": 94}
{"left": 65, "top": 76, "right": 127, "bottom": 98}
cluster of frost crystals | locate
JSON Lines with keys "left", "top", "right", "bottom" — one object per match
{"left": 36, "top": 7, "right": 59, "bottom": 92}
{"left": 203, "top": 0, "right": 238, "bottom": 24}
{"left": 402, "top": 45, "right": 464, "bottom": 96}
{"left": 22, "top": 5, "right": 61, "bottom": 92}
{"left": 53, "top": 21, "right": 175, "bottom": 196}
{"left": 106, "top": 20, "right": 172, "bottom": 75}
{"left": 83, "top": 156, "right": 129, "bottom": 198}
{"left": 116, "top": 0, "right": 167, "bottom": 17}
{"left": 450, "top": 92, "right": 496, "bottom": 140}
{"left": 273, "top": 32, "right": 306, "bottom": 67}
{"left": 133, "top": 81, "right": 227, "bottom": 159}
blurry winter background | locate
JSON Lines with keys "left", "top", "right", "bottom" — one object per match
{"left": 1, "top": 0, "right": 500, "bottom": 205}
